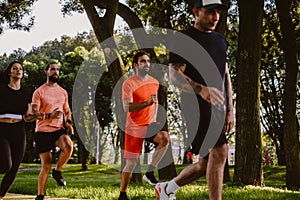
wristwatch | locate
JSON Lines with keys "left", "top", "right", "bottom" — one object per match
{"left": 194, "top": 85, "right": 202, "bottom": 94}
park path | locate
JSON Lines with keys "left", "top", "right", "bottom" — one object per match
{"left": 6, "top": 193, "right": 86, "bottom": 200}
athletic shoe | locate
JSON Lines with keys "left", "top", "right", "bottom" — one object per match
{"left": 118, "top": 192, "right": 129, "bottom": 200}
{"left": 155, "top": 182, "right": 176, "bottom": 200}
{"left": 52, "top": 169, "right": 66, "bottom": 186}
{"left": 35, "top": 195, "right": 44, "bottom": 200}
{"left": 143, "top": 172, "right": 158, "bottom": 185}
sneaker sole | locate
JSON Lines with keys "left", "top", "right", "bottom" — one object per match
{"left": 154, "top": 184, "right": 161, "bottom": 200}
{"left": 143, "top": 175, "right": 156, "bottom": 186}
{"left": 51, "top": 175, "right": 66, "bottom": 186}
{"left": 154, "top": 183, "right": 176, "bottom": 200}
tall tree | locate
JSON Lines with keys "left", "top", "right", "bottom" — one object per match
{"left": 233, "top": 0, "right": 264, "bottom": 186}
{"left": 274, "top": 0, "right": 300, "bottom": 190}
{"left": 260, "top": 3, "right": 286, "bottom": 165}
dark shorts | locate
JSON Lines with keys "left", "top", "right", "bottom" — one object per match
{"left": 182, "top": 94, "right": 227, "bottom": 159}
{"left": 34, "top": 129, "right": 66, "bottom": 154}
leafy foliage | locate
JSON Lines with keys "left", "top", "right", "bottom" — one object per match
{"left": 127, "top": 0, "right": 193, "bottom": 29}
{"left": 0, "top": 0, "right": 37, "bottom": 34}
{"left": 59, "top": 0, "right": 84, "bottom": 16}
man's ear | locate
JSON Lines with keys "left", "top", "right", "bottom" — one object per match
{"left": 192, "top": 7, "right": 199, "bottom": 17}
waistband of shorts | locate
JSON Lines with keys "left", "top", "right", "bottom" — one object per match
{"left": 0, "top": 113, "right": 23, "bottom": 119}
{"left": 35, "top": 128, "right": 66, "bottom": 135}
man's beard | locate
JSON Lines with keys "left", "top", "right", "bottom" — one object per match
{"left": 49, "top": 75, "right": 59, "bottom": 83}
{"left": 138, "top": 66, "right": 150, "bottom": 76}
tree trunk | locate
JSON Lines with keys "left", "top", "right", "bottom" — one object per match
{"left": 215, "top": 0, "right": 231, "bottom": 183}
{"left": 151, "top": 62, "right": 177, "bottom": 180}
{"left": 233, "top": 0, "right": 264, "bottom": 186}
{"left": 24, "top": 123, "right": 37, "bottom": 163}
{"left": 277, "top": 128, "right": 286, "bottom": 165}
{"left": 158, "top": 144, "right": 177, "bottom": 180}
{"left": 275, "top": 0, "right": 300, "bottom": 190}
{"left": 215, "top": 0, "right": 230, "bottom": 35}
{"left": 223, "top": 159, "right": 231, "bottom": 182}
{"left": 80, "top": 0, "right": 177, "bottom": 182}
{"left": 79, "top": 0, "right": 131, "bottom": 179}
{"left": 77, "top": 133, "right": 89, "bottom": 171}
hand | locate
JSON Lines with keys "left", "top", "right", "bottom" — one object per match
{"left": 35, "top": 112, "right": 46, "bottom": 120}
{"left": 199, "top": 86, "right": 224, "bottom": 106}
{"left": 147, "top": 94, "right": 157, "bottom": 106}
{"left": 65, "top": 122, "right": 74, "bottom": 135}
{"left": 50, "top": 108, "right": 63, "bottom": 119}
{"left": 224, "top": 110, "right": 234, "bottom": 133}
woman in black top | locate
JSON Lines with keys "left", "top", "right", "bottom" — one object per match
{"left": 0, "top": 61, "right": 36, "bottom": 199}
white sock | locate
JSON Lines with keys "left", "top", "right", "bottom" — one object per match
{"left": 166, "top": 179, "right": 180, "bottom": 194}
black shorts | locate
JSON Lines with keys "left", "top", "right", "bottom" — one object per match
{"left": 34, "top": 129, "right": 66, "bottom": 154}
{"left": 145, "top": 122, "right": 168, "bottom": 147}
{"left": 182, "top": 94, "right": 227, "bottom": 159}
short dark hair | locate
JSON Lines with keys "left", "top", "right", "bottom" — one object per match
{"left": 45, "top": 61, "right": 58, "bottom": 71}
{"left": 0, "top": 61, "right": 23, "bottom": 84}
{"left": 132, "top": 51, "right": 149, "bottom": 66}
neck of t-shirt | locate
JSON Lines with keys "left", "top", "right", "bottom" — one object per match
{"left": 46, "top": 82, "right": 58, "bottom": 87}
{"left": 135, "top": 74, "right": 149, "bottom": 81}
{"left": 193, "top": 24, "right": 213, "bottom": 33}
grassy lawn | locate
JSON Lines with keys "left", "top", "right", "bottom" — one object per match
{"left": 2, "top": 164, "right": 300, "bottom": 200}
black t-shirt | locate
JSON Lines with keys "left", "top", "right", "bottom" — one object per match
{"left": 0, "top": 84, "right": 31, "bottom": 115}
{"left": 169, "top": 26, "right": 227, "bottom": 91}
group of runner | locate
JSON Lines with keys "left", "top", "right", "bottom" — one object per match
{"left": 0, "top": 0, "right": 234, "bottom": 200}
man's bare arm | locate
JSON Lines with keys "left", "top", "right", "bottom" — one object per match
{"left": 169, "top": 63, "right": 224, "bottom": 106}
{"left": 224, "top": 64, "right": 234, "bottom": 133}
{"left": 169, "top": 63, "right": 202, "bottom": 94}
{"left": 225, "top": 65, "right": 233, "bottom": 112}
{"left": 123, "top": 95, "right": 157, "bottom": 112}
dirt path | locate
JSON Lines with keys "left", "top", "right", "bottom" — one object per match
{"left": 6, "top": 193, "right": 86, "bottom": 200}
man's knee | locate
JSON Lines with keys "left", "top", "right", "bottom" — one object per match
{"left": 124, "top": 159, "right": 137, "bottom": 172}
{"left": 41, "top": 163, "right": 52, "bottom": 172}
{"left": 196, "top": 158, "right": 208, "bottom": 173}
{"left": 211, "top": 144, "right": 228, "bottom": 162}
{"left": 56, "top": 135, "right": 73, "bottom": 152}
{"left": 156, "top": 131, "right": 170, "bottom": 147}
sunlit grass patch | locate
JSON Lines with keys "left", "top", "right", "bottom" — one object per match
{"left": 1, "top": 164, "right": 299, "bottom": 200}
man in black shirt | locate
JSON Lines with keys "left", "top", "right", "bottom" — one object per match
{"left": 155, "top": 0, "right": 234, "bottom": 199}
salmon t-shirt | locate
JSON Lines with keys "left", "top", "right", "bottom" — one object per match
{"left": 32, "top": 84, "right": 69, "bottom": 132}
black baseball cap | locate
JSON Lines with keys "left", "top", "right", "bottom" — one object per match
{"left": 194, "top": 0, "right": 228, "bottom": 10}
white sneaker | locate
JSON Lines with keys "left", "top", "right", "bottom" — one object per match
{"left": 155, "top": 182, "right": 176, "bottom": 200}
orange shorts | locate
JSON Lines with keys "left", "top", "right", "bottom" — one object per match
{"left": 123, "top": 125, "right": 147, "bottom": 159}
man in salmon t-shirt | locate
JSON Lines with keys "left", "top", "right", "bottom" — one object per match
{"left": 118, "top": 51, "right": 170, "bottom": 200}
{"left": 31, "top": 62, "right": 74, "bottom": 200}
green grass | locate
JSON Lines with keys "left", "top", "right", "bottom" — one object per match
{"left": 1, "top": 164, "right": 299, "bottom": 199}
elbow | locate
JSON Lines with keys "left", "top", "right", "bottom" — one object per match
{"left": 123, "top": 105, "right": 129, "bottom": 112}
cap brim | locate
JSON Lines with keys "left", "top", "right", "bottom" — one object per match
{"left": 204, "top": 3, "right": 228, "bottom": 10}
